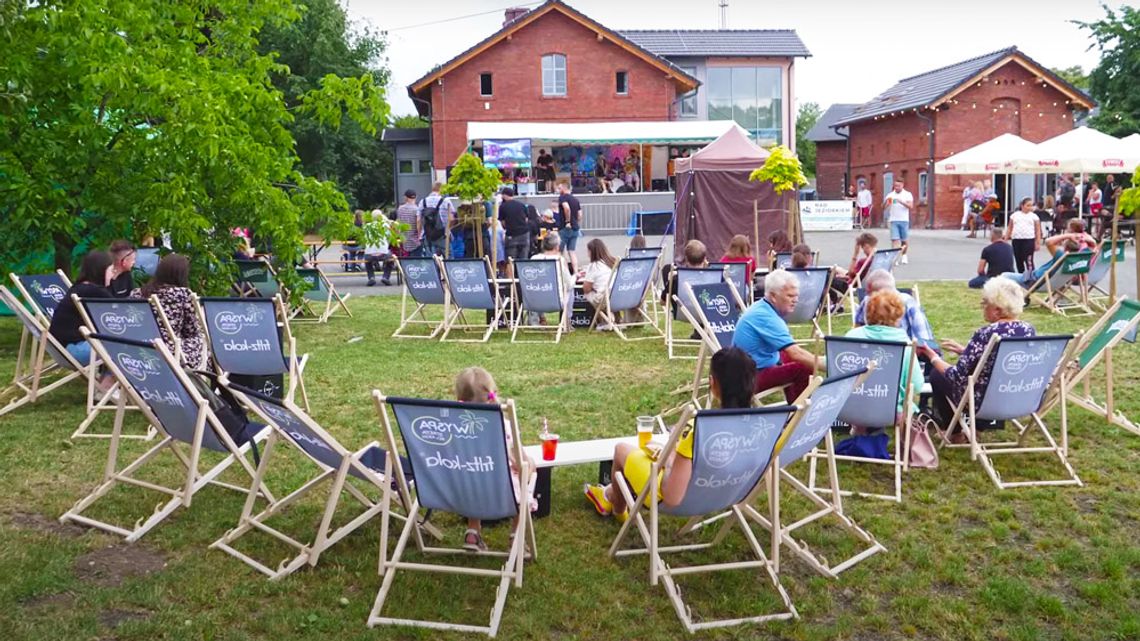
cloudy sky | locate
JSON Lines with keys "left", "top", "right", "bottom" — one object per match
{"left": 344, "top": 0, "right": 1119, "bottom": 118}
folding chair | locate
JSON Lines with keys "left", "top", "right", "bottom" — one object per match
{"left": 234, "top": 258, "right": 283, "bottom": 299}
{"left": 211, "top": 383, "right": 425, "bottom": 580}
{"left": 294, "top": 267, "right": 352, "bottom": 323}
{"left": 937, "top": 334, "right": 1079, "bottom": 489}
{"left": 785, "top": 268, "right": 833, "bottom": 343}
{"left": 392, "top": 256, "right": 449, "bottom": 339}
{"left": 9, "top": 271, "right": 73, "bottom": 323}
{"left": 60, "top": 332, "right": 271, "bottom": 541}
{"left": 370, "top": 393, "right": 535, "bottom": 637}
{"left": 709, "top": 262, "right": 752, "bottom": 305}
{"left": 628, "top": 246, "right": 665, "bottom": 323}
{"left": 850, "top": 249, "right": 900, "bottom": 289}
{"left": 198, "top": 296, "right": 310, "bottom": 411}
{"left": 1025, "top": 250, "right": 1094, "bottom": 316}
{"left": 439, "top": 257, "right": 510, "bottom": 343}
{"left": 590, "top": 256, "right": 662, "bottom": 340}
{"left": 609, "top": 405, "right": 799, "bottom": 633}
{"left": 667, "top": 281, "right": 747, "bottom": 415}
{"left": 1085, "top": 240, "right": 1126, "bottom": 310}
{"left": 810, "top": 336, "right": 916, "bottom": 502}
{"left": 510, "top": 257, "right": 573, "bottom": 343}
{"left": 0, "top": 286, "right": 87, "bottom": 418}
{"left": 770, "top": 251, "right": 820, "bottom": 271}
{"left": 666, "top": 266, "right": 725, "bottom": 359}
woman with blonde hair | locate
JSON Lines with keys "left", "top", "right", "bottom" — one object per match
{"left": 581, "top": 238, "right": 618, "bottom": 329}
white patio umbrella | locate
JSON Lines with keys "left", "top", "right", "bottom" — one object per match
{"left": 1010, "top": 126, "right": 1138, "bottom": 174}
{"left": 934, "top": 133, "right": 1039, "bottom": 174}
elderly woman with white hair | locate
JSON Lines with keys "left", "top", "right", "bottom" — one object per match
{"left": 916, "top": 277, "right": 1036, "bottom": 442}
{"left": 732, "top": 269, "right": 823, "bottom": 402}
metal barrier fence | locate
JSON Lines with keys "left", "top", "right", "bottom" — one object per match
{"left": 579, "top": 201, "right": 641, "bottom": 234}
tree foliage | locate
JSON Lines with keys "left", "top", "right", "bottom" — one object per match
{"left": 794, "top": 102, "right": 822, "bottom": 177}
{"left": 1079, "top": 5, "right": 1140, "bottom": 137}
{"left": 1049, "top": 65, "right": 1090, "bottom": 91}
{"left": 750, "top": 145, "right": 808, "bottom": 194}
{"left": 0, "top": 0, "right": 388, "bottom": 293}
{"left": 443, "top": 153, "right": 501, "bottom": 204}
{"left": 392, "top": 114, "right": 429, "bottom": 129}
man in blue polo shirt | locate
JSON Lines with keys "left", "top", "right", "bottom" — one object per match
{"left": 733, "top": 269, "right": 823, "bottom": 402}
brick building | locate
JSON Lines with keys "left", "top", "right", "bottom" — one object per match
{"left": 804, "top": 103, "right": 856, "bottom": 199}
{"left": 816, "top": 47, "right": 1095, "bottom": 228}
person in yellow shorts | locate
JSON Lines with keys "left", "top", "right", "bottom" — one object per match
{"left": 584, "top": 348, "right": 757, "bottom": 520}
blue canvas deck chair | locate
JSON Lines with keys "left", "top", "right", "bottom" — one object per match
{"left": 591, "top": 256, "right": 662, "bottom": 341}
{"left": 0, "top": 286, "right": 88, "bottom": 418}
{"left": 1025, "top": 250, "right": 1094, "bottom": 316}
{"left": 211, "top": 383, "right": 431, "bottom": 580}
{"left": 666, "top": 280, "right": 747, "bottom": 416}
{"left": 784, "top": 268, "right": 833, "bottom": 344}
{"left": 60, "top": 332, "right": 271, "bottom": 541}
{"left": 936, "top": 334, "right": 1078, "bottom": 489}
{"left": 392, "top": 256, "right": 448, "bottom": 339}
{"left": 770, "top": 250, "right": 820, "bottom": 271}
{"left": 709, "top": 261, "right": 752, "bottom": 305}
{"left": 1085, "top": 240, "right": 1126, "bottom": 310}
{"left": 198, "top": 295, "right": 310, "bottom": 411}
{"left": 810, "top": 336, "right": 916, "bottom": 502}
{"left": 369, "top": 393, "right": 535, "bottom": 637}
{"left": 628, "top": 246, "right": 665, "bottom": 322}
{"left": 294, "top": 266, "right": 352, "bottom": 323}
{"left": 9, "top": 271, "right": 73, "bottom": 325}
{"left": 851, "top": 249, "right": 901, "bottom": 289}
{"left": 440, "top": 257, "right": 510, "bottom": 343}
{"left": 666, "top": 266, "right": 726, "bottom": 359}
{"left": 510, "top": 257, "right": 573, "bottom": 343}
{"left": 608, "top": 405, "right": 799, "bottom": 633}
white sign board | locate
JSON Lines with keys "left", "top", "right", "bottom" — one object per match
{"left": 801, "top": 200, "right": 853, "bottom": 231}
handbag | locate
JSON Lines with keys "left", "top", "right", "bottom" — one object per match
{"left": 908, "top": 413, "right": 940, "bottom": 469}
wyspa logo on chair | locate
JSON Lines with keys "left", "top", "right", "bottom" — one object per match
{"left": 519, "top": 265, "right": 544, "bottom": 282}
{"left": 100, "top": 307, "right": 146, "bottom": 336}
{"left": 30, "top": 280, "right": 67, "bottom": 304}
{"left": 411, "top": 410, "right": 487, "bottom": 446}
{"left": 699, "top": 289, "right": 731, "bottom": 317}
{"left": 213, "top": 305, "right": 266, "bottom": 336}
{"left": 116, "top": 351, "right": 162, "bottom": 382}
{"left": 835, "top": 346, "right": 891, "bottom": 374}
{"left": 702, "top": 418, "right": 775, "bottom": 469}
{"left": 1001, "top": 347, "right": 1052, "bottom": 376}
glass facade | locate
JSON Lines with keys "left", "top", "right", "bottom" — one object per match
{"left": 706, "top": 66, "right": 783, "bottom": 146}
{"left": 679, "top": 66, "right": 698, "bottom": 116}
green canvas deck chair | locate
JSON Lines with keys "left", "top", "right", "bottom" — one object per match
{"left": 294, "top": 266, "right": 352, "bottom": 323}
{"left": 628, "top": 246, "right": 665, "bottom": 323}
{"left": 810, "top": 336, "right": 917, "bottom": 502}
{"left": 391, "top": 256, "right": 449, "bottom": 339}
{"left": 510, "top": 257, "right": 573, "bottom": 343}
{"left": 784, "top": 268, "right": 833, "bottom": 344}
{"left": 211, "top": 383, "right": 425, "bottom": 580}
{"left": 1085, "top": 240, "right": 1127, "bottom": 310}
{"left": 9, "top": 271, "right": 72, "bottom": 324}
{"left": 589, "top": 255, "right": 662, "bottom": 341}
{"left": 1025, "top": 250, "right": 1094, "bottom": 316}
{"left": 665, "top": 280, "right": 747, "bottom": 417}
{"left": 608, "top": 405, "right": 799, "bottom": 633}
{"left": 666, "top": 266, "right": 726, "bottom": 359}
{"left": 0, "top": 286, "right": 88, "bottom": 418}
{"left": 936, "top": 334, "right": 1078, "bottom": 489}
{"left": 60, "top": 332, "right": 271, "bottom": 541}
{"left": 234, "top": 258, "right": 283, "bottom": 298}
{"left": 369, "top": 392, "right": 535, "bottom": 637}
{"left": 439, "top": 257, "right": 510, "bottom": 343}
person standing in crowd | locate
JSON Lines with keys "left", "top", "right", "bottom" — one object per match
{"left": 856, "top": 182, "right": 873, "bottom": 228}
{"left": 536, "top": 149, "right": 555, "bottom": 191}
{"left": 48, "top": 251, "right": 116, "bottom": 391}
{"left": 1005, "top": 197, "right": 1042, "bottom": 273}
{"left": 733, "top": 269, "right": 822, "bottom": 403}
{"left": 395, "top": 189, "right": 422, "bottom": 257}
{"left": 971, "top": 227, "right": 1016, "bottom": 289}
{"left": 1103, "top": 174, "right": 1118, "bottom": 212}
{"left": 135, "top": 253, "right": 206, "bottom": 369}
{"left": 498, "top": 187, "right": 530, "bottom": 277}
{"left": 421, "top": 183, "right": 456, "bottom": 257}
{"left": 108, "top": 240, "right": 137, "bottom": 297}
{"left": 557, "top": 181, "right": 582, "bottom": 273}
{"left": 1088, "top": 181, "right": 1103, "bottom": 216}
{"left": 1055, "top": 175, "right": 1076, "bottom": 227}
{"left": 883, "top": 181, "right": 913, "bottom": 264}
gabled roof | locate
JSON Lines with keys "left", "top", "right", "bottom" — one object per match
{"left": 619, "top": 30, "right": 810, "bottom": 58}
{"left": 407, "top": 0, "right": 698, "bottom": 111}
{"left": 835, "top": 46, "right": 1096, "bottom": 127}
{"left": 805, "top": 103, "right": 858, "bottom": 142}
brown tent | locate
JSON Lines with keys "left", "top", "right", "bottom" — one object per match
{"left": 672, "top": 126, "right": 792, "bottom": 264}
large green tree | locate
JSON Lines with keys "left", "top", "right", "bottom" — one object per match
{"left": 1079, "top": 6, "right": 1140, "bottom": 137}
{"left": 0, "top": 0, "right": 388, "bottom": 288}
{"left": 1049, "top": 65, "right": 1090, "bottom": 91}
{"left": 795, "top": 102, "right": 822, "bottom": 178}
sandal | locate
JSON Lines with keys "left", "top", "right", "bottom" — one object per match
{"left": 463, "top": 528, "right": 487, "bottom": 552}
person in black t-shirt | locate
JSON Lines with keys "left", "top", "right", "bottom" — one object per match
{"left": 48, "top": 250, "right": 117, "bottom": 391}
{"left": 498, "top": 188, "right": 531, "bottom": 269}
{"left": 556, "top": 181, "right": 582, "bottom": 272}
{"left": 969, "top": 227, "right": 1015, "bottom": 289}
{"left": 108, "top": 239, "right": 137, "bottom": 297}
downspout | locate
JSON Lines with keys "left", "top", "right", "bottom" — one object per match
{"left": 916, "top": 109, "right": 936, "bottom": 229}
{"left": 410, "top": 93, "right": 434, "bottom": 181}
{"left": 833, "top": 124, "right": 850, "bottom": 196}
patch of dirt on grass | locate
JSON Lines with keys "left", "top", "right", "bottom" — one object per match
{"left": 1074, "top": 494, "right": 1098, "bottom": 514}
{"left": 7, "top": 511, "right": 87, "bottom": 538}
{"left": 21, "top": 592, "right": 76, "bottom": 610}
{"left": 74, "top": 544, "right": 168, "bottom": 588}
{"left": 99, "top": 608, "right": 151, "bottom": 629}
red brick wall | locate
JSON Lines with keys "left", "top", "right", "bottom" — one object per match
{"left": 848, "top": 114, "right": 932, "bottom": 227}
{"left": 425, "top": 11, "right": 678, "bottom": 169}
{"left": 815, "top": 141, "right": 847, "bottom": 199}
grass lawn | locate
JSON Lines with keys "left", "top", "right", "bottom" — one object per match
{"left": 2, "top": 282, "right": 1140, "bottom": 641}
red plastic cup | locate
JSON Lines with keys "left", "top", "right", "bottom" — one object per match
{"left": 541, "top": 434, "right": 559, "bottom": 461}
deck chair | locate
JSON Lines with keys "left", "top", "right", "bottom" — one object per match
{"left": 628, "top": 246, "right": 665, "bottom": 322}
{"left": 1025, "top": 250, "right": 1094, "bottom": 316}
{"left": 60, "top": 332, "right": 270, "bottom": 541}
{"left": 937, "top": 334, "right": 1078, "bottom": 489}
{"left": 609, "top": 405, "right": 799, "bottom": 633}
{"left": 771, "top": 251, "right": 821, "bottom": 271}
{"left": 369, "top": 393, "right": 535, "bottom": 637}
{"left": 848, "top": 285, "right": 921, "bottom": 328}
{"left": 392, "top": 256, "right": 449, "bottom": 339}
{"left": 667, "top": 281, "right": 747, "bottom": 415}
{"left": 1085, "top": 240, "right": 1126, "bottom": 310}
{"left": 198, "top": 296, "right": 310, "bottom": 411}
{"left": 439, "top": 257, "right": 509, "bottom": 343}
{"left": 133, "top": 247, "right": 161, "bottom": 279}
{"left": 590, "top": 256, "right": 662, "bottom": 340}
{"left": 234, "top": 258, "right": 283, "bottom": 299}
{"left": 810, "top": 336, "right": 915, "bottom": 502}
{"left": 709, "top": 262, "right": 752, "bottom": 305}
{"left": 850, "top": 249, "right": 901, "bottom": 289}
{"left": 294, "top": 267, "right": 351, "bottom": 323}
{"left": 211, "top": 383, "right": 426, "bottom": 580}
{"left": 666, "top": 267, "right": 726, "bottom": 359}
{"left": 0, "top": 286, "right": 88, "bottom": 418}
{"left": 510, "top": 257, "right": 573, "bottom": 343}
{"left": 785, "top": 268, "right": 833, "bottom": 344}
{"left": 9, "top": 271, "right": 73, "bottom": 323}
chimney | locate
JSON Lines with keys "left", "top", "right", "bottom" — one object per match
{"left": 503, "top": 7, "right": 529, "bottom": 27}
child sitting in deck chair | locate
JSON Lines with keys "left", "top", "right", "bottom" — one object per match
{"left": 584, "top": 347, "right": 755, "bottom": 522}
{"left": 455, "top": 367, "right": 537, "bottom": 552}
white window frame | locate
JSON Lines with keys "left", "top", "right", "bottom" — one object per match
{"left": 542, "top": 54, "right": 567, "bottom": 96}
{"left": 918, "top": 171, "right": 929, "bottom": 204}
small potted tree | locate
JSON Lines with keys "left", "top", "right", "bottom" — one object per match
{"left": 443, "top": 152, "right": 502, "bottom": 259}
{"left": 749, "top": 144, "right": 808, "bottom": 251}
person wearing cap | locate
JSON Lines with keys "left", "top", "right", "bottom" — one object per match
{"left": 395, "top": 189, "right": 422, "bottom": 256}
{"left": 498, "top": 187, "right": 530, "bottom": 275}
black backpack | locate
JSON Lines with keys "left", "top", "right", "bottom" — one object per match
{"left": 421, "top": 197, "right": 448, "bottom": 242}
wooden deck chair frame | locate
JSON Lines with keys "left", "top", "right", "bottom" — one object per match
{"left": 666, "top": 266, "right": 727, "bottom": 360}
{"left": 0, "top": 286, "right": 87, "bottom": 418}
{"left": 509, "top": 257, "right": 573, "bottom": 343}
{"left": 936, "top": 333, "right": 1080, "bottom": 489}
{"left": 849, "top": 248, "right": 900, "bottom": 289}
{"left": 9, "top": 270, "right": 73, "bottom": 325}
{"left": 589, "top": 256, "right": 663, "bottom": 341}
{"left": 785, "top": 267, "right": 833, "bottom": 346}
{"left": 608, "top": 405, "right": 799, "bottom": 633}
{"left": 708, "top": 261, "right": 754, "bottom": 306}
{"left": 211, "top": 382, "right": 427, "bottom": 580}
{"left": 665, "top": 280, "right": 747, "bottom": 417}
{"left": 60, "top": 331, "right": 272, "bottom": 542}
{"left": 1085, "top": 240, "right": 1126, "bottom": 310}
{"left": 293, "top": 266, "right": 352, "bottom": 323}
{"left": 369, "top": 392, "right": 536, "bottom": 637}
{"left": 1026, "top": 250, "right": 1094, "bottom": 316}
{"left": 439, "top": 256, "right": 509, "bottom": 343}
{"left": 627, "top": 246, "right": 665, "bottom": 325}
{"left": 391, "top": 256, "right": 450, "bottom": 339}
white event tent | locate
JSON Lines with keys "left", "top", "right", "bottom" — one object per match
{"left": 1010, "top": 126, "right": 1140, "bottom": 174}
{"left": 934, "top": 133, "right": 1039, "bottom": 174}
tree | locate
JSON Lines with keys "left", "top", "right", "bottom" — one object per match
{"left": 795, "top": 102, "right": 822, "bottom": 177}
{"left": 0, "top": 1, "right": 388, "bottom": 291}
{"left": 1050, "top": 65, "right": 1090, "bottom": 91}
{"left": 1079, "top": 6, "right": 1140, "bottom": 137}
{"left": 392, "top": 114, "right": 429, "bottom": 129}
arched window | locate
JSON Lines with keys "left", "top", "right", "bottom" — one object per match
{"left": 542, "top": 54, "right": 566, "bottom": 96}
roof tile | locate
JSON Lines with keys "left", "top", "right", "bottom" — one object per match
{"left": 620, "top": 29, "right": 811, "bottom": 58}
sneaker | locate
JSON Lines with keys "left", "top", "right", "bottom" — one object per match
{"left": 584, "top": 484, "right": 612, "bottom": 516}
{"left": 595, "top": 323, "right": 614, "bottom": 332}
{"left": 900, "top": 255, "right": 909, "bottom": 265}
{"left": 366, "top": 280, "right": 376, "bottom": 287}
{"left": 380, "top": 278, "right": 391, "bottom": 286}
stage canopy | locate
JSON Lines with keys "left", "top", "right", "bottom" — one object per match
{"left": 466, "top": 120, "right": 742, "bottom": 146}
